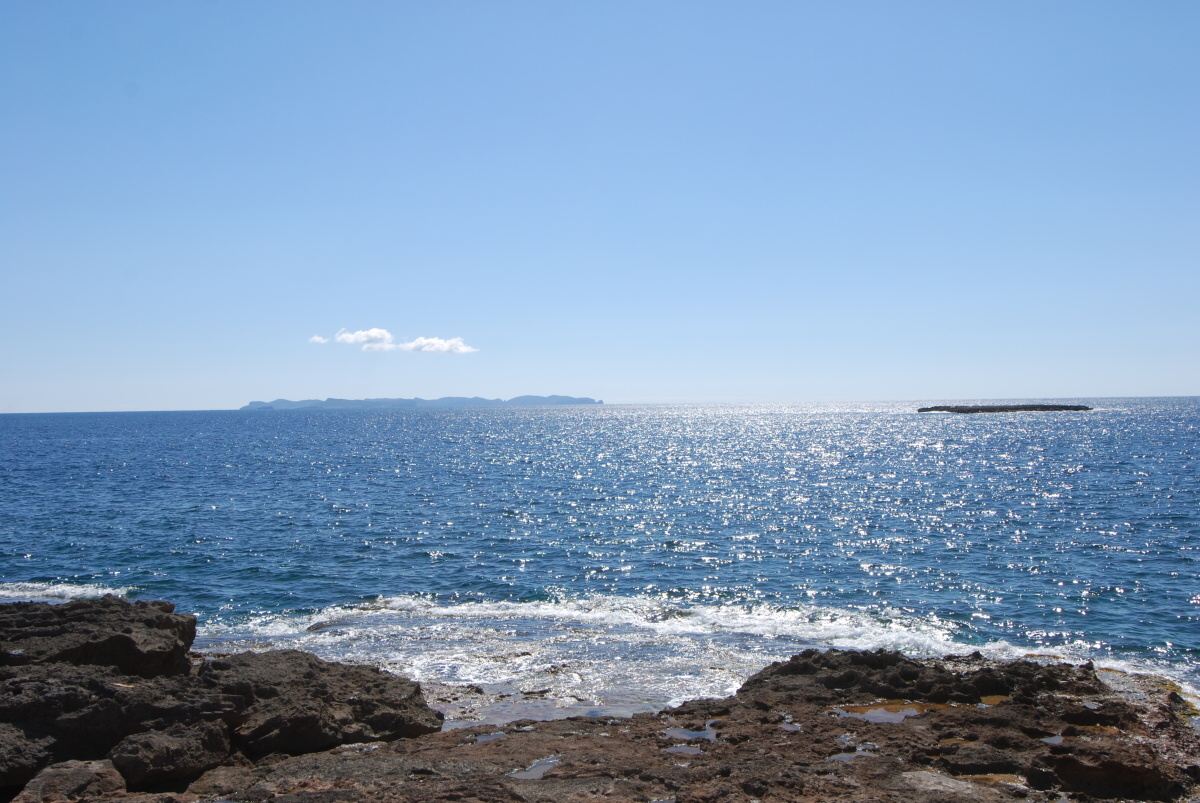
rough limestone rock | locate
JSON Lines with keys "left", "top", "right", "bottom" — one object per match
{"left": 0, "top": 724, "right": 51, "bottom": 791}
{"left": 6, "top": 598, "right": 1198, "bottom": 802}
{"left": 184, "top": 648, "right": 1200, "bottom": 803}
{"left": 0, "top": 596, "right": 194, "bottom": 677}
{"left": 108, "top": 721, "right": 230, "bottom": 790}
{"left": 0, "top": 652, "right": 443, "bottom": 793}
{"left": 0, "top": 599, "right": 442, "bottom": 797}
{"left": 0, "top": 661, "right": 234, "bottom": 774}
{"left": 196, "top": 650, "right": 444, "bottom": 758}
{"left": 11, "top": 759, "right": 125, "bottom": 802}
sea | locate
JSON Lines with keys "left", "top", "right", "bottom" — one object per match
{"left": 2, "top": 399, "right": 1197, "bottom": 721}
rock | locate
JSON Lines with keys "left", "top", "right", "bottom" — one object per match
{"left": 1034, "top": 745, "right": 1190, "bottom": 800}
{"left": 917, "top": 404, "right": 1092, "bottom": 413}
{"left": 0, "top": 601, "right": 441, "bottom": 795}
{"left": 12, "top": 759, "right": 125, "bottom": 802}
{"left": 0, "top": 652, "right": 441, "bottom": 793}
{"left": 0, "top": 724, "right": 52, "bottom": 790}
{"left": 937, "top": 743, "right": 1022, "bottom": 775}
{"left": 0, "top": 597, "right": 194, "bottom": 677}
{"left": 196, "top": 650, "right": 442, "bottom": 757}
{"left": 108, "top": 721, "right": 230, "bottom": 790}
{"left": 0, "top": 661, "right": 233, "bottom": 768}
{"left": 184, "top": 648, "right": 1200, "bottom": 802}
{"left": 899, "top": 770, "right": 983, "bottom": 797}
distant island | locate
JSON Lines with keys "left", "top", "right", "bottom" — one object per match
{"left": 240, "top": 395, "right": 603, "bottom": 411}
{"left": 918, "top": 404, "right": 1092, "bottom": 414}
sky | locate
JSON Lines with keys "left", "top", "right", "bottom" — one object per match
{"left": 1, "top": 1, "right": 1197, "bottom": 412}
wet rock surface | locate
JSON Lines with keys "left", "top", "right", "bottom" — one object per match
{"left": 3, "top": 599, "right": 1198, "bottom": 802}
{"left": 0, "top": 597, "right": 442, "bottom": 799}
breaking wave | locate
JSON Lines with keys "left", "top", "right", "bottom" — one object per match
{"left": 197, "top": 593, "right": 1197, "bottom": 723}
{"left": 0, "top": 580, "right": 134, "bottom": 602}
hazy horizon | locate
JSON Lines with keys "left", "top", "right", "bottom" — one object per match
{"left": 4, "top": 393, "right": 1199, "bottom": 417}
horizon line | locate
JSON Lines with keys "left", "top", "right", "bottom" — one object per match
{"left": 3, "top": 394, "right": 1198, "bottom": 416}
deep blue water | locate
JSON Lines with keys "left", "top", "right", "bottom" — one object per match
{"left": 2, "top": 400, "right": 1197, "bottom": 715}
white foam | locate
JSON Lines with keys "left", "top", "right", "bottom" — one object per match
{"left": 197, "top": 593, "right": 1199, "bottom": 722}
{"left": 0, "top": 581, "right": 134, "bottom": 602}
{"left": 210, "top": 593, "right": 972, "bottom": 654}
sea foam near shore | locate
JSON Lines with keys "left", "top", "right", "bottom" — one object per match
{"left": 4, "top": 580, "right": 1196, "bottom": 724}
{"left": 0, "top": 580, "right": 134, "bottom": 602}
{"left": 196, "top": 593, "right": 1200, "bottom": 723}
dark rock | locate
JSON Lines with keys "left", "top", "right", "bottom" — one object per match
{"left": 0, "top": 597, "right": 194, "bottom": 677}
{"left": 937, "top": 743, "right": 1022, "bottom": 775}
{"left": 0, "top": 652, "right": 441, "bottom": 793}
{"left": 0, "top": 725, "right": 51, "bottom": 790}
{"left": 108, "top": 721, "right": 229, "bottom": 790}
{"left": 176, "top": 649, "right": 1200, "bottom": 802}
{"left": 12, "top": 759, "right": 125, "bottom": 802}
{"left": 196, "top": 650, "right": 443, "bottom": 757}
{"left": 0, "top": 600, "right": 441, "bottom": 796}
{"left": 1035, "top": 746, "right": 1190, "bottom": 800}
{"left": 0, "top": 661, "right": 234, "bottom": 764}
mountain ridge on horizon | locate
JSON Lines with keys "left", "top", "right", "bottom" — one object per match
{"left": 240, "top": 395, "right": 603, "bottom": 411}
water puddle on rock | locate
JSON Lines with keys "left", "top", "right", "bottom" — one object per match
{"left": 979, "top": 695, "right": 1010, "bottom": 707}
{"left": 474, "top": 731, "right": 506, "bottom": 744}
{"left": 508, "top": 754, "right": 561, "bottom": 780}
{"left": 835, "top": 701, "right": 946, "bottom": 724}
{"left": 828, "top": 745, "right": 877, "bottom": 762}
{"left": 664, "top": 744, "right": 704, "bottom": 756}
{"left": 662, "top": 720, "right": 718, "bottom": 742}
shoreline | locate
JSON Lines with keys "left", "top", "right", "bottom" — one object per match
{"left": 9, "top": 581, "right": 1200, "bottom": 726}
{"left": 191, "top": 592, "right": 1200, "bottom": 726}
{"left": 3, "top": 597, "right": 1199, "bottom": 801}
{"left": 200, "top": 637, "right": 1200, "bottom": 734}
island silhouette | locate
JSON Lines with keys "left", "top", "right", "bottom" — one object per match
{"left": 241, "top": 395, "right": 602, "bottom": 411}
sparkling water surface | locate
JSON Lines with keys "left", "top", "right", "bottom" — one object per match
{"left": 2, "top": 400, "right": 1197, "bottom": 717}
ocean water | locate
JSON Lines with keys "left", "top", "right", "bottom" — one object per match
{"left": 2, "top": 400, "right": 1197, "bottom": 718}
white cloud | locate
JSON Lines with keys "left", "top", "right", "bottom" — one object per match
{"left": 396, "top": 336, "right": 477, "bottom": 353}
{"left": 335, "top": 327, "right": 394, "bottom": 348}
{"left": 318, "top": 328, "right": 478, "bottom": 354}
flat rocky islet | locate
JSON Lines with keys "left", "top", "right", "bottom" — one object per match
{"left": 2, "top": 597, "right": 1198, "bottom": 802}
{"left": 918, "top": 404, "right": 1094, "bottom": 414}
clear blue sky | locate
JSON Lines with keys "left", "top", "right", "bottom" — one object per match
{"left": 2, "top": 1, "right": 1197, "bottom": 412}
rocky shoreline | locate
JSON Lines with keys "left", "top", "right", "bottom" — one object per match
{"left": 2, "top": 598, "right": 1198, "bottom": 802}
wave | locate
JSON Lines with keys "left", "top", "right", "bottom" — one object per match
{"left": 197, "top": 593, "right": 1200, "bottom": 722}
{"left": 366, "top": 594, "right": 972, "bottom": 655}
{"left": 204, "top": 593, "right": 974, "bottom": 656}
{"left": 0, "top": 580, "right": 134, "bottom": 602}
